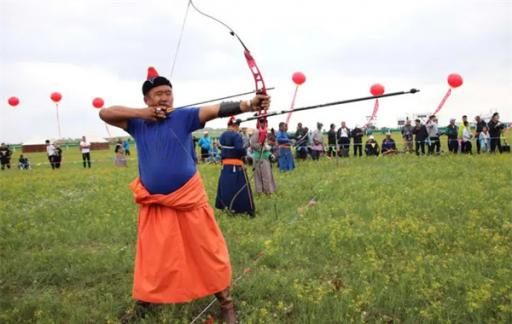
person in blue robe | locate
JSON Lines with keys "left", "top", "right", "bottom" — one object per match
{"left": 215, "top": 118, "right": 255, "bottom": 216}
{"left": 277, "top": 122, "right": 295, "bottom": 171}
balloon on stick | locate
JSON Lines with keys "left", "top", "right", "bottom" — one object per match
{"left": 363, "top": 83, "right": 385, "bottom": 128}
{"left": 8, "top": 97, "right": 20, "bottom": 107}
{"left": 92, "top": 97, "right": 112, "bottom": 137}
{"left": 370, "top": 83, "right": 385, "bottom": 96}
{"left": 447, "top": 73, "right": 463, "bottom": 88}
{"left": 51, "top": 92, "right": 62, "bottom": 103}
{"left": 433, "top": 73, "right": 463, "bottom": 116}
{"left": 92, "top": 97, "right": 104, "bottom": 108}
{"left": 285, "top": 72, "right": 306, "bottom": 125}
{"left": 50, "top": 91, "right": 62, "bottom": 138}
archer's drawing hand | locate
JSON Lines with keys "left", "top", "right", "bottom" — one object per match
{"left": 142, "top": 105, "right": 169, "bottom": 122}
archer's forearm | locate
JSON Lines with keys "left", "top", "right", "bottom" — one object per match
{"left": 199, "top": 101, "right": 252, "bottom": 124}
{"left": 99, "top": 106, "right": 146, "bottom": 129}
{"left": 100, "top": 106, "right": 147, "bottom": 122}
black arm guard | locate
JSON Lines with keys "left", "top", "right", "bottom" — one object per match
{"left": 218, "top": 101, "right": 242, "bottom": 118}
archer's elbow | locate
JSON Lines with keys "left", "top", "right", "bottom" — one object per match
{"left": 99, "top": 108, "right": 108, "bottom": 122}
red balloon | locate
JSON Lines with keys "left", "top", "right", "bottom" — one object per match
{"left": 292, "top": 72, "right": 306, "bottom": 85}
{"left": 50, "top": 92, "right": 62, "bottom": 103}
{"left": 8, "top": 97, "right": 19, "bottom": 107}
{"left": 370, "top": 83, "right": 385, "bottom": 96}
{"left": 447, "top": 73, "right": 463, "bottom": 88}
{"left": 92, "top": 97, "right": 104, "bottom": 109}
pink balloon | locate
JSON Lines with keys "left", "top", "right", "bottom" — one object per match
{"left": 51, "top": 92, "right": 62, "bottom": 103}
{"left": 447, "top": 73, "right": 463, "bottom": 88}
{"left": 8, "top": 97, "right": 19, "bottom": 107}
{"left": 292, "top": 72, "right": 306, "bottom": 85}
{"left": 92, "top": 97, "right": 104, "bottom": 109}
{"left": 370, "top": 83, "right": 385, "bottom": 96}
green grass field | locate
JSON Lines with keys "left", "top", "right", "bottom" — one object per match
{"left": 1, "top": 137, "right": 511, "bottom": 323}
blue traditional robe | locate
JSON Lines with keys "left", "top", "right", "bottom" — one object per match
{"left": 215, "top": 130, "right": 255, "bottom": 216}
{"left": 277, "top": 130, "right": 295, "bottom": 171}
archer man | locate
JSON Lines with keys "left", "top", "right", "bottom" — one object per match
{"left": 100, "top": 66, "right": 270, "bottom": 323}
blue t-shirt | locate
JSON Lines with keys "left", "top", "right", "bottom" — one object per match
{"left": 127, "top": 108, "right": 203, "bottom": 194}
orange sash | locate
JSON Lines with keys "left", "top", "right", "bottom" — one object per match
{"left": 129, "top": 172, "right": 232, "bottom": 303}
{"left": 221, "top": 158, "right": 244, "bottom": 166}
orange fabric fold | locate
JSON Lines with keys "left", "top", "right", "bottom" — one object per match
{"left": 129, "top": 172, "right": 232, "bottom": 303}
{"left": 221, "top": 158, "right": 244, "bottom": 166}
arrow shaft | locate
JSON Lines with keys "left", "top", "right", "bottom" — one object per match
{"left": 175, "top": 87, "right": 275, "bottom": 109}
{"left": 240, "top": 88, "right": 420, "bottom": 123}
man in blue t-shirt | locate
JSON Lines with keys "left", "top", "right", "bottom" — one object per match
{"left": 99, "top": 66, "right": 270, "bottom": 323}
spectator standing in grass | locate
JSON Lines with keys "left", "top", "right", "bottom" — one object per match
{"left": 277, "top": 122, "right": 295, "bottom": 171}
{"left": 294, "top": 123, "right": 308, "bottom": 160}
{"left": 445, "top": 118, "right": 459, "bottom": 154}
{"left": 457, "top": 115, "right": 469, "bottom": 152}
{"left": 310, "top": 122, "right": 324, "bottom": 160}
{"left": 351, "top": 125, "right": 364, "bottom": 157}
{"left": 0, "top": 143, "right": 12, "bottom": 170}
{"left": 413, "top": 119, "right": 428, "bottom": 156}
{"left": 198, "top": 131, "right": 212, "bottom": 162}
{"left": 474, "top": 116, "right": 487, "bottom": 154}
{"left": 401, "top": 119, "right": 414, "bottom": 153}
{"left": 250, "top": 118, "right": 276, "bottom": 195}
{"left": 115, "top": 139, "right": 127, "bottom": 167}
{"left": 461, "top": 120, "right": 473, "bottom": 154}
{"left": 45, "top": 140, "right": 58, "bottom": 169}
{"left": 479, "top": 126, "right": 491, "bottom": 153}
{"left": 488, "top": 112, "right": 505, "bottom": 153}
{"left": 327, "top": 123, "right": 337, "bottom": 157}
{"left": 337, "top": 121, "right": 350, "bottom": 157}
{"left": 123, "top": 139, "right": 131, "bottom": 156}
{"left": 426, "top": 115, "right": 440, "bottom": 155}
{"left": 54, "top": 144, "right": 62, "bottom": 169}
{"left": 80, "top": 136, "right": 92, "bottom": 168}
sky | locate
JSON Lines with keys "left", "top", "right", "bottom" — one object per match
{"left": 1, "top": 0, "right": 511, "bottom": 143}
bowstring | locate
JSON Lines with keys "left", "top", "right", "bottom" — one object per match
{"left": 170, "top": 0, "right": 191, "bottom": 78}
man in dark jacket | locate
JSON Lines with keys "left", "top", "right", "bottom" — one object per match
{"left": 474, "top": 116, "right": 487, "bottom": 154}
{"left": 0, "top": 143, "right": 12, "bottom": 170}
{"left": 327, "top": 124, "right": 337, "bottom": 157}
{"left": 444, "top": 118, "right": 459, "bottom": 153}
{"left": 413, "top": 119, "right": 428, "bottom": 156}
{"left": 294, "top": 122, "right": 308, "bottom": 160}
{"left": 351, "top": 126, "right": 364, "bottom": 157}
{"left": 488, "top": 112, "right": 505, "bottom": 153}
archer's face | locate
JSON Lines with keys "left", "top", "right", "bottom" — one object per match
{"left": 145, "top": 85, "right": 173, "bottom": 107}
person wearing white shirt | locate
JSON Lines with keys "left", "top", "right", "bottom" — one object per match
{"left": 336, "top": 121, "right": 351, "bottom": 157}
{"left": 80, "top": 136, "right": 92, "bottom": 168}
{"left": 45, "top": 139, "right": 58, "bottom": 169}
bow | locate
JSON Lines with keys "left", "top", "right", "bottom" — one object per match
{"left": 188, "top": 1, "right": 270, "bottom": 215}
{"left": 188, "top": 0, "right": 268, "bottom": 145}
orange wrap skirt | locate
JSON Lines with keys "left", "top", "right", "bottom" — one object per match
{"left": 129, "top": 172, "right": 232, "bottom": 303}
